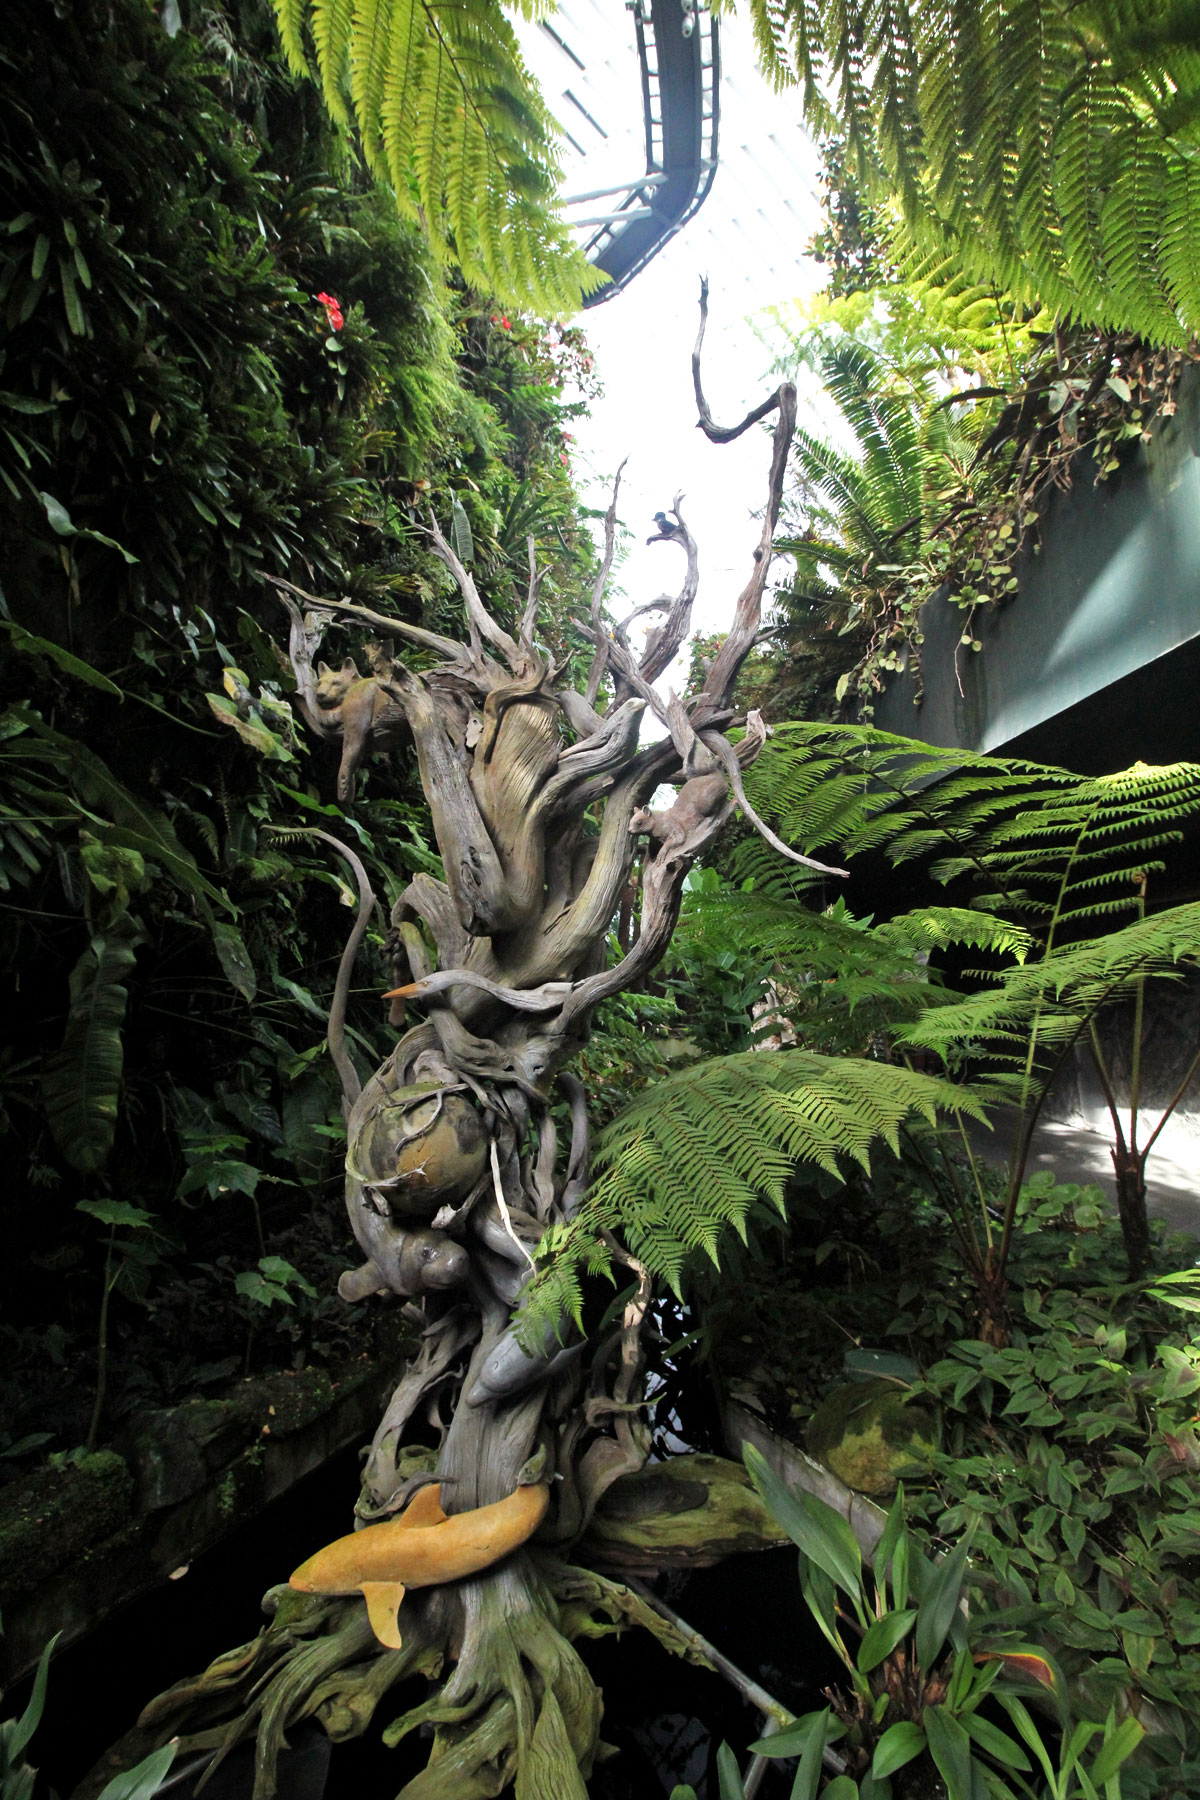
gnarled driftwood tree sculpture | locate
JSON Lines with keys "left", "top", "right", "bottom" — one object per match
{"left": 94, "top": 292, "right": 843, "bottom": 1799}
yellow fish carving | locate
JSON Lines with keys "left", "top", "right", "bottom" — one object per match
{"left": 289, "top": 1476, "right": 549, "bottom": 1649}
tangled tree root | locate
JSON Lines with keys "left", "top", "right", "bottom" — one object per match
{"left": 74, "top": 1455, "right": 785, "bottom": 1800}
{"left": 75, "top": 1548, "right": 720, "bottom": 1800}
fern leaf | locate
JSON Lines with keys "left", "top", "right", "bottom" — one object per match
{"left": 270, "top": 0, "right": 312, "bottom": 76}
{"left": 268, "top": 0, "right": 590, "bottom": 312}
{"left": 746, "top": 0, "right": 1200, "bottom": 341}
{"left": 519, "top": 1051, "right": 989, "bottom": 1332}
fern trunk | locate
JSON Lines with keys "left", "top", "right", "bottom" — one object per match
{"left": 1112, "top": 1147, "right": 1151, "bottom": 1281}
{"left": 79, "top": 341, "right": 808, "bottom": 1795}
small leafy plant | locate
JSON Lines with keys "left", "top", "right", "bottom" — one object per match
{"left": 684, "top": 1447, "right": 1146, "bottom": 1800}
{"left": 1, "top": 1635, "right": 174, "bottom": 1800}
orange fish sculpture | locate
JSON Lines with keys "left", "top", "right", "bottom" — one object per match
{"left": 289, "top": 1452, "right": 550, "bottom": 1649}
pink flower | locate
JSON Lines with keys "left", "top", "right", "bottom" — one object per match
{"left": 316, "top": 292, "right": 344, "bottom": 332}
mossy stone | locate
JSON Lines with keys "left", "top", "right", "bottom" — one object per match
{"left": 0, "top": 1450, "right": 133, "bottom": 1600}
{"left": 807, "top": 1379, "right": 936, "bottom": 1499}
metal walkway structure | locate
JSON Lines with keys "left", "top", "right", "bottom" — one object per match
{"left": 562, "top": 0, "right": 720, "bottom": 306}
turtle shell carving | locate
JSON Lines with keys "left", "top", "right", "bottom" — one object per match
{"left": 348, "top": 1084, "right": 489, "bottom": 1218}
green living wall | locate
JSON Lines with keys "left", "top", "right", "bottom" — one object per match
{"left": 0, "top": 0, "right": 595, "bottom": 1454}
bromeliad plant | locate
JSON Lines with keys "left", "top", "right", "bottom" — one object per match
{"left": 709, "top": 1446, "right": 1145, "bottom": 1800}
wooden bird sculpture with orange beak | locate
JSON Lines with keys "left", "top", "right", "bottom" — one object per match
{"left": 289, "top": 1449, "right": 550, "bottom": 1649}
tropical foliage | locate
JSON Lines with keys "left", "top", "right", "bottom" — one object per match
{"left": 0, "top": 0, "right": 595, "bottom": 1455}
{"left": 742, "top": 726, "right": 1200, "bottom": 1280}
{"left": 522, "top": 722, "right": 1200, "bottom": 1344}
{"left": 736, "top": 1451, "right": 1144, "bottom": 1800}
{"left": 708, "top": 1165, "right": 1200, "bottom": 1799}
{"left": 744, "top": 0, "right": 1200, "bottom": 344}
{"left": 1, "top": 1635, "right": 174, "bottom": 1800}
{"left": 761, "top": 263, "right": 1198, "bottom": 715}
{"left": 524, "top": 1046, "right": 990, "bottom": 1329}
{"left": 268, "top": 0, "right": 597, "bottom": 310}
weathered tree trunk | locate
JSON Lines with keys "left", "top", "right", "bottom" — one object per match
{"left": 85, "top": 293, "right": 839, "bottom": 1798}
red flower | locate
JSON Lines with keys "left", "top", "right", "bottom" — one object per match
{"left": 500, "top": 316, "right": 511, "bottom": 331}
{"left": 316, "top": 291, "right": 344, "bottom": 332}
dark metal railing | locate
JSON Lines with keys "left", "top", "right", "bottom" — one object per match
{"left": 568, "top": 0, "right": 720, "bottom": 305}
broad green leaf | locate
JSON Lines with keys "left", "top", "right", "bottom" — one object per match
{"left": 992, "top": 1694, "right": 1057, "bottom": 1786}
{"left": 874, "top": 1486, "right": 909, "bottom": 1594}
{"left": 18, "top": 714, "right": 230, "bottom": 915}
{"left": 212, "top": 920, "right": 257, "bottom": 1002}
{"left": 78, "top": 1199, "right": 155, "bottom": 1231}
{"left": 923, "top": 1706, "right": 973, "bottom": 1800}
{"left": 257, "top": 1255, "right": 317, "bottom": 1296}
{"left": 39, "top": 489, "right": 74, "bottom": 535}
{"left": 858, "top": 1609, "right": 918, "bottom": 1673}
{"left": 715, "top": 1741, "right": 746, "bottom": 1800}
{"left": 749, "top": 1710, "right": 843, "bottom": 1758}
{"left": 9, "top": 1632, "right": 58, "bottom": 1758}
{"left": 42, "top": 918, "right": 143, "bottom": 1172}
{"left": 1, "top": 621, "right": 122, "bottom": 696}
{"left": 787, "top": 1705, "right": 831, "bottom": 1800}
{"left": 914, "top": 1528, "right": 973, "bottom": 1672}
{"left": 821, "top": 1781, "right": 858, "bottom": 1800}
{"left": 206, "top": 691, "right": 294, "bottom": 761}
{"left": 801, "top": 1562, "right": 845, "bottom": 1658}
{"left": 961, "top": 1711, "right": 1030, "bottom": 1771}
{"left": 744, "top": 1444, "right": 863, "bottom": 1598}
{"left": 1088, "top": 1716, "right": 1146, "bottom": 1787}
{"left": 872, "top": 1720, "right": 926, "bottom": 1779}
{"left": 235, "top": 1270, "right": 293, "bottom": 1306}
{"left": 95, "top": 1742, "right": 177, "bottom": 1800}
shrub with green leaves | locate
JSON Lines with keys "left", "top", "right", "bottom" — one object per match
{"left": 668, "top": 1449, "right": 1144, "bottom": 1800}
{"left": 912, "top": 1271, "right": 1200, "bottom": 1797}
{"left": 0, "top": 0, "right": 597, "bottom": 1451}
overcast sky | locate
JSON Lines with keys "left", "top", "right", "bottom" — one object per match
{"left": 519, "top": 5, "right": 830, "bottom": 670}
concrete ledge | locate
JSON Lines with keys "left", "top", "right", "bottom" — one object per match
{"left": 0, "top": 1339, "right": 413, "bottom": 1685}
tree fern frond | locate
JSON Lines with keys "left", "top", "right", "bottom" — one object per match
{"left": 901, "top": 900, "right": 1200, "bottom": 1067}
{"left": 310, "top": 0, "right": 356, "bottom": 125}
{"left": 518, "top": 1051, "right": 990, "bottom": 1331}
{"left": 268, "top": 0, "right": 590, "bottom": 311}
{"left": 743, "top": 725, "right": 1200, "bottom": 929}
{"left": 272, "top": 0, "right": 312, "bottom": 76}
{"left": 745, "top": 0, "right": 1200, "bottom": 341}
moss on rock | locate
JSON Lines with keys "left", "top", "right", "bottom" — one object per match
{"left": 806, "top": 1380, "right": 936, "bottom": 1499}
{"left": 581, "top": 1452, "right": 789, "bottom": 1573}
{"left": 0, "top": 1450, "right": 132, "bottom": 1601}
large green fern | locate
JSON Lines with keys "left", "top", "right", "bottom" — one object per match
{"left": 677, "top": 882, "right": 1031, "bottom": 1052}
{"left": 734, "top": 722, "right": 1200, "bottom": 1285}
{"left": 269, "top": 0, "right": 597, "bottom": 311}
{"left": 743, "top": 0, "right": 1200, "bottom": 343}
{"left": 522, "top": 1049, "right": 990, "bottom": 1331}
